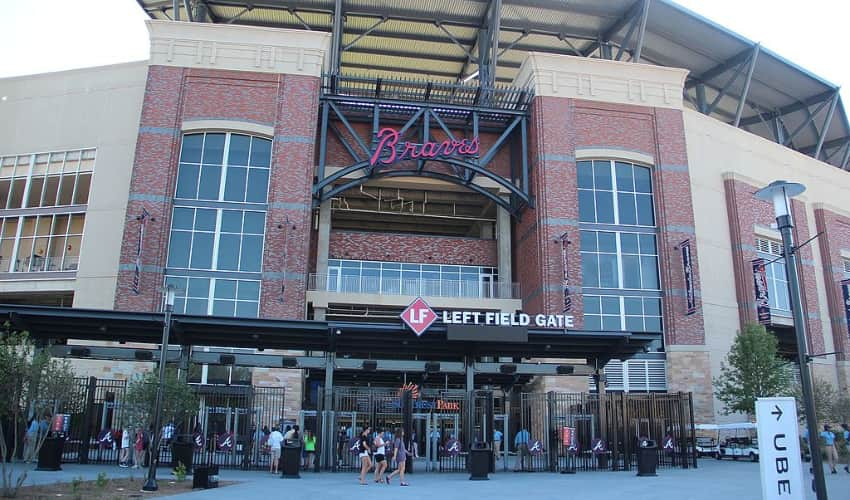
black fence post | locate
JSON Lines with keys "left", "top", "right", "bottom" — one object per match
{"left": 78, "top": 376, "right": 97, "bottom": 464}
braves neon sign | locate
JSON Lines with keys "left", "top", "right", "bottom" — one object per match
{"left": 369, "top": 127, "right": 480, "bottom": 166}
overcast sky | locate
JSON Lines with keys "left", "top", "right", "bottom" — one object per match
{"left": 1, "top": 0, "right": 848, "bottom": 106}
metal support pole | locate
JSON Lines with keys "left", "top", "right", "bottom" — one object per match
{"left": 322, "top": 352, "right": 335, "bottom": 470}
{"left": 695, "top": 84, "right": 707, "bottom": 114}
{"left": 734, "top": 44, "right": 760, "bottom": 127}
{"left": 777, "top": 213, "right": 828, "bottom": 499}
{"left": 142, "top": 288, "right": 175, "bottom": 492}
{"left": 329, "top": 0, "right": 343, "bottom": 75}
{"left": 172, "top": 0, "right": 180, "bottom": 21}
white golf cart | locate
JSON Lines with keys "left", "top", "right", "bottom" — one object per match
{"left": 698, "top": 423, "right": 759, "bottom": 462}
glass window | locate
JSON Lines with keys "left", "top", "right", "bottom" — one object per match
{"left": 584, "top": 295, "right": 663, "bottom": 333}
{"left": 166, "top": 276, "right": 260, "bottom": 318}
{"left": 578, "top": 160, "right": 655, "bottom": 227}
{"left": 756, "top": 238, "right": 791, "bottom": 313}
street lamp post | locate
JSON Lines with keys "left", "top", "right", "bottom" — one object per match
{"left": 755, "top": 180, "right": 827, "bottom": 500}
{"left": 143, "top": 285, "right": 176, "bottom": 492}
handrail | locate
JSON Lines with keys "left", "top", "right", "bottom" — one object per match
{"left": 308, "top": 273, "right": 520, "bottom": 299}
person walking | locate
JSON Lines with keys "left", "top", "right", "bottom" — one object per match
{"left": 358, "top": 426, "right": 373, "bottom": 485}
{"left": 303, "top": 429, "right": 317, "bottom": 472}
{"left": 820, "top": 424, "right": 839, "bottom": 474}
{"left": 386, "top": 427, "right": 409, "bottom": 486}
{"left": 24, "top": 418, "right": 38, "bottom": 463}
{"left": 267, "top": 426, "right": 284, "bottom": 473}
{"left": 119, "top": 426, "right": 131, "bottom": 467}
{"left": 513, "top": 428, "right": 531, "bottom": 471}
{"left": 493, "top": 428, "right": 503, "bottom": 461}
{"left": 373, "top": 428, "right": 387, "bottom": 483}
{"left": 133, "top": 426, "right": 146, "bottom": 469}
{"left": 842, "top": 423, "right": 850, "bottom": 473}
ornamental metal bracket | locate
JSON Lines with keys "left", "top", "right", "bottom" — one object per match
{"left": 313, "top": 74, "right": 535, "bottom": 217}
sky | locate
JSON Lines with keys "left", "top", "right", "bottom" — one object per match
{"left": 1, "top": 0, "right": 848, "bottom": 104}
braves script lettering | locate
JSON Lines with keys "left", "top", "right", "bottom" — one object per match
{"left": 369, "top": 127, "right": 480, "bottom": 166}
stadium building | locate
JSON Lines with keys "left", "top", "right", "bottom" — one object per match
{"left": 1, "top": 0, "right": 849, "bottom": 471}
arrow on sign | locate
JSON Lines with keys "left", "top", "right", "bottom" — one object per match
{"left": 771, "top": 405, "right": 783, "bottom": 421}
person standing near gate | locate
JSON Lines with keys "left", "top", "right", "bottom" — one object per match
{"left": 513, "top": 428, "right": 530, "bottom": 471}
{"left": 493, "top": 428, "right": 503, "bottom": 461}
{"left": 357, "top": 426, "right": 373, "bottom": 485}
{"left": 842, "top": 423, "right": 850, "bottom": 473}
{"left": 429, "top": 427, "right": 440, "bottom": 465}
{"left": 119, "top": 426, "right": 131, "bottom": 467}
{"left": 267, "top": 426, "right": 284, "bottom": 474}
{"left": 820, "top": 424, "right": 839, "bottom": 474}
{"left": 303, "top": 429, "right": 317, "bottom": 472}
{"left": 133, "top": 425, "right": 146, "bottom": 469}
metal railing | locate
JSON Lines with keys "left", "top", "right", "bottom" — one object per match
{"left": 308, "top": 273, "right": 520, "bottom": 299}
{"left": 2, "top": 255, "right": 80, "bottom": 273}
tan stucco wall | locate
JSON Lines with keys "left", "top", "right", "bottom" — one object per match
{"left": 684, "top": 108, "right": 850, "bottom": 421}
{"left": 0, "top": 62, "right": 148, "bottom": 309}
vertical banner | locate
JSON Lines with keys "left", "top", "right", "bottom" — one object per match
{"left": 842, "top": 279, "right": 850, "bottom": 342}
{"left": 752, "top": 258, "right": 771, "bottom": 324}
{"left": 680, "top": 239, "right": 697, "bottom": 315}
{"left": 132, "top": 209, "right": 149, "bottom": 295}
{"left": 560, "top": 233, "right": 571, "bottom": 312}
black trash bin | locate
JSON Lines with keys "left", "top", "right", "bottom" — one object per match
{"left": 171, "top": 441, "right": 194, "bottom": 474}
{"left": 469, "top": 444, "right": 491, "bottom": 481}
{"left": 192, "top": 464, "right": 219, "bottom": 489}
{"left": 36, "top": 437, "right": 64, "bottom": 471}
{"left": 636, "top": 439, "right": 658, "bottom": 477}
{"left": 281, "top": 442, "right": 301, "bottom": 478}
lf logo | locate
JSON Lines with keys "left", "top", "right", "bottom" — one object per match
{"left": 401, "top": 297, "right": 438, "bottom": 336}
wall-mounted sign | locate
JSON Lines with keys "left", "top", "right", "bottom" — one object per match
{"left": 752, "top": 259, "right": 771, "bottom": 325}
{"left": 560, "top": 233, "right": 572, "bottom": 313}
{"left": 681, "top": 239, "right": 696, "bottom": 315}
{"left": 370, "top": 127, "right": 480, "bottom": 166}
{"left": 441, "top": 310, "right": 575, "bottom": 329}
{"left": 842, "top": 279, "right": 850, "bottom": 342}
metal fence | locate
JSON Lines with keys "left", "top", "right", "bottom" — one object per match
{"left": 56, "top": 378, "right": 286, "bottom": 470}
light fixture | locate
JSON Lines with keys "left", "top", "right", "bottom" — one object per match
{"left": 461, "top": 70, "right": 479, "bottom": 83}
{"left": 754, "top": 180, "right": 805, "bottom": 219}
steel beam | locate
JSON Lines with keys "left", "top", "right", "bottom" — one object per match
{"left": 581, "top": 0, "right": 644, "bottom": 57}
{"left": 473, "top": 362, "right": 593, "bottom": 376}
{"left": 781, "top": 96, "right": 833, "bottom": 147}
{"left": 183, "top": 0, "right": 193, "bottom": 21}
{"left": 172, "top": 0, "right": 180, "bottom": 21}
{"left": 814, "top": 91, "right": 840, "bottom": 159}
{"left": 685, "top": 47, "right": 754, "bottom": 89}
{"left": 842, "top": 141, "right": 850, "bottom": 170}
{"left": 740, "top": 89, "right": 838, "bottom": 127}
{"left": 705, "top": 54, "right": 750, "bottom": 115}
{"left": 632, "top": 0, "right": 650, "bottom": 62}
{"left": 329, "top": 0, "right": 343, "bottom": 74}
{"left": 733, "top": 44, "right": 760, "bottom": 127}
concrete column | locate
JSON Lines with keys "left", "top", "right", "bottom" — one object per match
{"left": 496, "top": 200, "right": 512, "bottom": 297}
{"left": 316, "top": 201, "right": 332, "bottom": 278}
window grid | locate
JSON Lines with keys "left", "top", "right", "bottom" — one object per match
{"left": 756, "top": 237, "right": 791, "bottom": 313}
{"left": 0, "top": 149, "right": 94, "bottom": 210}
{"left": 0, "top": 213, "right": 84, "bottom": 273}
{"left": 580, "top": 230, "right": 659, "bottom": 290}
{"left": 577, "top": 160, "right": 655, "bottom": 227}
{"left": 842, "top": 258, "right": 850, "bottom": 275}
{"left": 327, "top": 259, "right": 498, "bottom": 298}
{"left": 165, "top": 275, "right": 261, "bottom": 318}
{"left": 589, "top": 359, "right": 667, "bottom": 392}
{"left": 582, "top": 294, "right": 662, "bottom": 333}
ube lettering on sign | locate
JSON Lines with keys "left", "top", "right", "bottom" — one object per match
{"left": 681, "top": 239, "right": 696, "bottom": 315}
{"left": 401, "top": 297, "right": 438, "bottom": 337}
{"left": 755, "top": 397, "right": 803, "bottom": 500}
{"left": 752, "top": 259, "right": 771, "bottom": 325}
{"left": 842, "top": 279, "right": 850, "bottom": 342}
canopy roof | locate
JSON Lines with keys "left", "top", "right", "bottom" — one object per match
{"left": 138, "top": 0, "right": 850, "bottom": 170}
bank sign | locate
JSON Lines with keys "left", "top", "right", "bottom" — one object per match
{"left": 401, "top": 297, "right": 575, "bottom": 336}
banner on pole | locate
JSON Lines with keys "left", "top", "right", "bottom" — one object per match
{"left": 752, "top": 258, "right": 771, "bottom": 325}
{"left": 681, "top": 239, "right": 697, "bottom": 315}
{"left": 842, "top": 279, "right": 850, "bottom": 342}
{"left": 132, "top": 209, "right": 149, "bottom": 295}
{"left": 560, "top": 233, "right": 571, "bottom": 313}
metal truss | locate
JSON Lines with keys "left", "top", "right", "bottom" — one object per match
{"left": 313, "top": 74, "right": 534, "bottom": 217}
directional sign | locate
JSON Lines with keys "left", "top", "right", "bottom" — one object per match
{"left": 401, "top": 297, "right": 438, "bottom": 336}
{"left": 756, "top": 397, "right": 804, "bottom": 500}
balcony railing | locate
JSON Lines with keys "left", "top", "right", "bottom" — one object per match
{"left": 308, "top": 273, "right": 520, "bottom": 299}
{"left": 0, "top": 255, "right": 80, "bottom": 273}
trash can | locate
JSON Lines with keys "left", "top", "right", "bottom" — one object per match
{"left": 36, "top": 437, "right": 64, "bottom": 471}
{"left": 468, "top": 444, "right": 491, "bottom": 481}
{"left": 192, "top": 464, "right": 219, "bottom": 489}
{"left": 637, "top": 439, "right": 658, "bottom": 477}
{"left": 171, "top": 441, "right": 194, "bottom": 474}
{"left": 281, "top": 442, "right": 301, "bottom": 478}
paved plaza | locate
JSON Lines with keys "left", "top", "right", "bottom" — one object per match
{"left": 10, "top": 459, "right": 849, "bottom": 500}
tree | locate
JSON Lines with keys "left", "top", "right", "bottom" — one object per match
{"left": 794, "top": 377, "right": 837, "bottom": 424}
{"left": 713, "top": 323, "right": 793, "bottom": 417}
{"left": 123, "top": 370, "right": 199, "bottom": 451}
{"left": 0, "top": 328, "right": 76, "bottom": 498}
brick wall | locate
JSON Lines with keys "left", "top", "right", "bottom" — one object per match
{"left": 814, "top": 206, "right": 850, "bottom": 366}
{"left": 114, "top": 66, "right": 319, "bottom": 321}
{"left": 522, "top": 96, "right": 706, "bottom": 346}
{"left": 724, "top": 177, "right": 825, "bottom": 353}
{"left": 329, "top": 230, "right": 497, "bottom": 267}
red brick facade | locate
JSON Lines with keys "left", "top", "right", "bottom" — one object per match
{"left": 521, "top": 96, "right": 706, "bottom": 345}
{"left": 814, "top": 206, "right": 850, "bottom": 360}
{"left": 329, "top": 230, "right": 497, "bottom": 267}
{"left": 724, "top": 177, "right": 825, "bottom": 353}
{"left": 114, "top": 66, "right": 319, "bottom": 320}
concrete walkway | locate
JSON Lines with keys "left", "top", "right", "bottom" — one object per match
{"left": 8, "top": 459, "right": 849, "bottom": 499}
